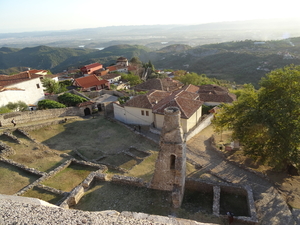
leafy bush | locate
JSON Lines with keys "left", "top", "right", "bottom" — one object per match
{"left": 38, "top": 99, "right": 66, "bottom": 109}
{"left": 118, "top": 96, "right": 130, "bottom": 104}
{"left": 202, "top": 105, "right": 215, "bottom": 115}
{"left": 0, "top": 106, "right": 12, "bottom": 114}
{"left": 6, "top": 101, "right": 28, "bottom": 111}
{"left": 58, "top": 93, "right": 87, "bottom": 106}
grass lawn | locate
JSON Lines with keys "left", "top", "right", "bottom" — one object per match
{"left": 73, "top": 180, "right": 172, "bottom": 215}
{"left": 73, "top": 180, "right": 222, "bottom": 224}
{"left": 1, "top": 134, "right": 68, "bottom": 173}
{"left": 22, "top": 186, "right": 63, "bottom": 205}
{"left": 29, "top": 117, "right": 159, "bottom": 160}
{"left": 42, "top": 163, "right": 97, "bottom": 192}
{"left": 0, "top": 162, "right": 40, "bottom": 195}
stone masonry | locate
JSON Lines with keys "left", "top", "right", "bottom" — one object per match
{"left": 150, "top": 107, "right": 186, "bottom": 208}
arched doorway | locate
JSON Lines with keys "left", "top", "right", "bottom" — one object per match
{"left": 84, "top": 107, "right": 91, "bottom": 116}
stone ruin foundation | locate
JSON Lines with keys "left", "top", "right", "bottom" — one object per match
{"left": 150, "top": 107, "right": 186, "bottom": 208}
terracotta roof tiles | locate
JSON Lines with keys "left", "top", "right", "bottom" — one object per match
{"left": 74, "top": 75, "right": 108, "bottom": 88}
{"left": 0, "top": 72, "right": 41, "bottom": 87}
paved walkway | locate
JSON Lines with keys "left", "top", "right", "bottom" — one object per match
{"left": 186, "top": 126, "right": 297, "bottom": 225}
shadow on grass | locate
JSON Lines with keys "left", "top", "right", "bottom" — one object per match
{"left": 22, "top": 186, "right": 63, "bottom": 205}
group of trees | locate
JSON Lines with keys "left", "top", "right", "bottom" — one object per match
{"left": 213, "top": 65, "right": 300, "bottom": 172}
{"left": 0, "top": 101, "right": 28, "bottom": 114}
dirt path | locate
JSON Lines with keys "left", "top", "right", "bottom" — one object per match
{"left": 186, "top": 126, "right": 297, "bottom": 225}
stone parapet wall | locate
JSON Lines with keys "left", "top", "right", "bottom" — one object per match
{"left": 0, "top": 107, "right": 83, "bottom": 126}
{"left": 111, "top": 175, "right": 147, "bottom": 187}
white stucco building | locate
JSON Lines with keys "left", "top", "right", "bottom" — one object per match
{"left": 0, "top": 71, "right": 45, "bottom": 107}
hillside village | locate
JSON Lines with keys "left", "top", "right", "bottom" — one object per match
{"left": 0, "top": 57, "right": 300, "bottom": 225}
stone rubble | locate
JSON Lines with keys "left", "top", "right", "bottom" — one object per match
{"left": 0, "top": 199, "right": 217, "bottom": 225}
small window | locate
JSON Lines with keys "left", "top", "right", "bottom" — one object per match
{"left": 141, "top": 110, "right": 144, "bottom": 115}
{"left": 146, "top": 111, "right": 149, "bottom": 116}
{"left": 170, "top": 154, "right": 176, "bottom": 170}
{"left": 36, "top": 84, "right": 40, "bottom": 88}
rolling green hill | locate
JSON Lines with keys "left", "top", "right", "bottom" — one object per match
{"left": 1, "top": 39, "right": 300, "bottom": 86}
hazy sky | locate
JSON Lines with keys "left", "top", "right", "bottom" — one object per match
{"left": 1, "top": 0, "right": 300, "bottom": 33}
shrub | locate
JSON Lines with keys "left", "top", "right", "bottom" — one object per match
{"left": 57, "top": 93, "right": 87, "bottom": 106}
{"left": 38, "top": 99, "right": 66, "bottom": 109}
{"left": 6, "top": 101, "right": 28, "bottom": 111}
{"left": 0, "top": 106, "right": 12, "bottom": 114}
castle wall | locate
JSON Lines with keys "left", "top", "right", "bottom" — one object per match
{"left": 0, "top": 107, "right": 83, "bottom": 126}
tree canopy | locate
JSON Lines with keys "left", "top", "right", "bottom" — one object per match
{"left": 37, "top": 99, "right": 66, "bottom": 109}
{"left": 212, "top": 65, "right": 300, "bottom": 171}
{"left": 57, "top": 93, "right": 87, "bottom": 107}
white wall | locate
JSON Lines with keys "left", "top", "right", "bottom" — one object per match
{"left": 113, "top": 103, "right": 126, "bottom": 123}
{"left": 0, "top": 77, "right": 45, "bottom": 107}
{"left": 124, "top": 106, "right": 153, "bottom": 125}
{"left": 154, "top": 106, "right": 202, "bottom": 133}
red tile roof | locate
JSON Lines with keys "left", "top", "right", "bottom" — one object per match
{"left": 152, "top": 93, "right": 203, "bottom": 119}
{"left": 198, "top": 84, "right": 228, "bottom": 92}
{"left": 100, "top": 73, "right": 121, "bottom": 80}
{"left": 199, "top": 91, "right": 236, "bottom": 103}
{"left": 125, "top": 89, "right": 203, "bottom": 119}
{"left": 82, "top": 63, "right": 103, "bottom": 71}
{"left": 134, "top": 78, "right": 183, "bottom": 92}
{"left": 182, "top": 84, "right": 200, "bottom": 93}
{"left": 0, "top": 72, "right": 40, "bottom": 88}
{"left": 106, "top": 66, "right": 118, "bottom": 72}
{"left": 74, "top": 75, "right": 108, "bottom": 88}
{"left": 125, "top": 90, "right": 171, "bottom": 109}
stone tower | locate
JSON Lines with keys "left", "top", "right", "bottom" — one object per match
{"left": 150, "top": 107, "right": 186, "bottom": 208}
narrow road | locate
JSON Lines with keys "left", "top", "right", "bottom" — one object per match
{"left": 186, "top": 126, "right": 296, "bottom": 225}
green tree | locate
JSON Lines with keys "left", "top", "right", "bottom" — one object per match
{"left": 121, "top": 73, "right": 142, "bottom": 86}
{"left": 174, "top": 72, "right": 214, "bottom": 86}
{"left": 212, "top": 65, "right": 300, "bottom": 171}
{"left": 58, "top": 93, "right": 87, "bottom": 106}
{"left": 37, "top": 99, "right": 66, "bottom": 109}
{"left": 129, "top": 57, "right": 142, "bottom": 65}
{"left": 41, "top": 78, "right": 60, "bottom": 94}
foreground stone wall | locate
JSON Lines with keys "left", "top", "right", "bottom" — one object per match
{"left": 0, "top": 107, "right": 83, "bottom": 126}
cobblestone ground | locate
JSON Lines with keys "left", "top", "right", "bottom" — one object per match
{"left": 186, "top": 126, "right": 297, "bottom": 225}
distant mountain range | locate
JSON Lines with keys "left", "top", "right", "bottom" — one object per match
{"left": 1, "top": 36, "right": 300, "bottom": 86}
{"left": 1, "top": 18, "right": 300, "bottom": 49}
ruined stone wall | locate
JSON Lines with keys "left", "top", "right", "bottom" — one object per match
{"left": 0, "top": 107, "right": 83, "bottom": 126}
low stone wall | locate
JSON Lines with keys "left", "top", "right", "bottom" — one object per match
{"left": 0, "top": 107, "right": 83, "bottom": 127}
{"left": 0, "top": 141, "right": 15, "bottom": 157}
{"left": 0, "top": 157, "right": 45, "bottom": 177}
{"left": 185, "top": 177, "right": 258, "bottom": 224}
{"left": 111, "top": 175, "right": 147, "bottom": 188}
{"left": 1, "top": 132, "right": 21, "bottom": 144}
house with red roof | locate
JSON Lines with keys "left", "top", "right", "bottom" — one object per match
{"left": 197, "top": 84, "right": 236, "bottom": 106}
{"left": 0, "top": 71, "right": 45, "bottom": 107}
{"left": 73, "top": 74, "right": 110, "bottom": 91}
{"left": 113, "top": 89, "right": 203, "bottom": 133}
{"left": 80, "top": 63, "right": 103, "bottom": 75}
